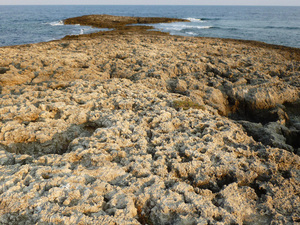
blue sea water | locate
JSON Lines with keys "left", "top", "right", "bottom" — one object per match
{"left": 0, "top": 5, "right": 299, "bottom": 48}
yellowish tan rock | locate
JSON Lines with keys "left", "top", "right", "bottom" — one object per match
{"left": 0, "top": 16, "right": 299, "bottom": 224}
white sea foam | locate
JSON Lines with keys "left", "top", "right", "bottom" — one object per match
{"left": 185, "top": 18, "right": 204, "bottom": 22}
{"left": 49, "top": 20, "right": 64, "bottom": 26}
{"left": 186, "top": 32, "right": 197, "bottom": 36}
{"left": 197, "top": 26, "right": 212, "bottom": 29}
{"left": 156, "top": 23, "right": 212, "bottom": 31}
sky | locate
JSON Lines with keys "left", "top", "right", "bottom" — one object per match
{"left": 0, "top": 0, "right": 299, "bottom": 6}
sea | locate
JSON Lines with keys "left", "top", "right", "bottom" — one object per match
{"left": 0, "top": 5, "right": 299, "bottom": 48}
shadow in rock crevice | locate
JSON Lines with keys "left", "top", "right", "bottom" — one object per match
{"left": 228, "top": 100, "right": 300, "bottom": 155}
{"left": 3, "top": 122, "right": 99, "bottom": 158}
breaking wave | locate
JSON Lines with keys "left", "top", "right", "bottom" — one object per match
{"left": 185, "top": 18, "right": 204, "bottom": 22}
{"left": 155, "top": 23, "right": 213, "bottom": 31}
{"left": 48, "top": 20, "right": 64, "bottom": 26}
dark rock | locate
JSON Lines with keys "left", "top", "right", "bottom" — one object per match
{"left": 0, "top": 67, "right": 10, "bottom": 74}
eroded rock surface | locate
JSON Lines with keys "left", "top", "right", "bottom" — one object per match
{"left": 1, "top": 32, "right": 299, "bottom": 153}
{"left": 0, "top": 15, "right": 299, "bottom": 224}
{"left": 0, "top": 79, "right": 299, "bottom": 224}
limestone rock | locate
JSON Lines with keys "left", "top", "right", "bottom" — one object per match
{"left": 0, "top": 22, "right": 299, "bottom": 224}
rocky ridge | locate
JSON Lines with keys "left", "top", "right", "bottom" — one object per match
{"left": 0, "top": 15, "right": 299, "bottom": 224}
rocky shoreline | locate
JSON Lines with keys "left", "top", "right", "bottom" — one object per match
{"left": 0, "top": 15, "right": 299, "bottom": 224}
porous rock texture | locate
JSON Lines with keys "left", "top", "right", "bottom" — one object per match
{"left": 0, "top": 15, "right": 300, "bottom": 225}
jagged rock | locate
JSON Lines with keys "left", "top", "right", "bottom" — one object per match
{"left": 0, "top": 15, "right": 299, "bottom": 224}
{"left": 239, "top": 121, "right": 296, "bottom": 153}
{"left": 167, "top": 79, "right": 188, "bottom": 94}
{"left": 0, "top": 78, "right": 299, "bottom": 224}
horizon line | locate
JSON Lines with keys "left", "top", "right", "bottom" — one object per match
{"left": 1, "top": 4, "right": 300, "bottom": 6}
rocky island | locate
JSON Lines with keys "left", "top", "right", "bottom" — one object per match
{"left": 0, "top": 15, "right": 299, "bottom": 224}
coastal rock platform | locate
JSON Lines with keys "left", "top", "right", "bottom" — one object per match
{"left": 0, "top": 15, "right": 299, "bottom": 224}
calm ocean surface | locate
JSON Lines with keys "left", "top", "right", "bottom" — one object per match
{"left": 0, "top": 5, "right": 299, "bottom": 48}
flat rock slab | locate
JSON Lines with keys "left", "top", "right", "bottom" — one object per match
{"left": 64, "top": 14, "right": 189, "bottom": 29}
{"left": 63, "top": 14, "right": 189, "bottom": 37}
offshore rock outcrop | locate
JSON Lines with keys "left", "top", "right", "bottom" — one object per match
{"left": 63, "top": 14, "right": 189, "bottom": 38}
{"left": 0, "top": 15, "right": 299, "bottom": 224}
{"left": 64, "top": 14, "right": 189, "bottom": 30}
